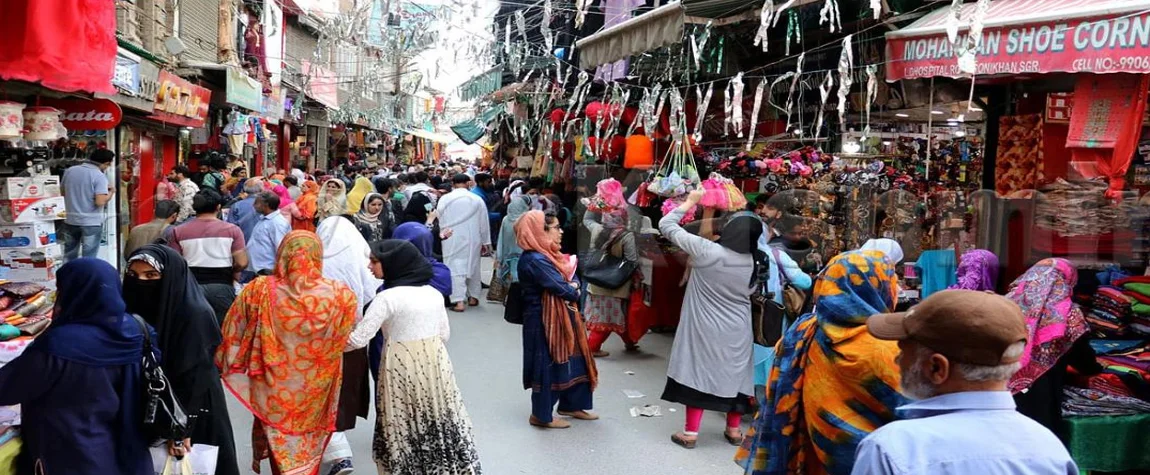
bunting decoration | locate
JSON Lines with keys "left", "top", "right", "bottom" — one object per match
{"left": 816, "top": 71, "right": 834, "bottom": 138}
{"left": 836, "top": 34, "right": 854, "bottom": 131}
{"left": 731, "top": 72, "right": 746, "bottom": 138}
{"left": 694, "top": 83, "right": 714, "bottom": 142}
{"left": 754, "top": 1, "right": 773, "bottom": 52}
{"left": 747, "top": 79, "right": 766, "bottom": 150}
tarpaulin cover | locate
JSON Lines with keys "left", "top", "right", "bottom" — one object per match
{"left": 0, "top": 0, "right": 117, "bottom": 94}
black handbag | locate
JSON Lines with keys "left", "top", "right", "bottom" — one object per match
{"left": 503, "top": 282, "right": 525, "bottom": 324}
{"left": 130, "top": 314, "right": 191, "bottom": 441}
{"left": 582, "top": 232, "right": 638, "bottom": 290}
{"left": 751, "top": 284, "right": 786, "bottom": 348}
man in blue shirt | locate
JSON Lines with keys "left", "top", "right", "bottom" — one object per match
{"left": 226, "top": 178, "right": 264, "bottom": 242}
{"left": 61, "top": 149, "right": 113, "bottom": 261}
{"left": 856, "top": 290, "right": 1078, "bottom": 475}
{"left": 247, "top": 191, "right": 290, "bottom": 275}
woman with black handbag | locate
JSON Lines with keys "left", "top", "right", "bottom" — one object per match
{"left": 124, "top": 244, "right": 240, "bottom": 475}
{"left": 583, "top": 208, "right": 641, "bottom": 357}
{"left": 0, "top": 258, "right": 152, "bottom": 474}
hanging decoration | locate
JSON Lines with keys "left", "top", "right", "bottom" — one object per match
{"left": 747, "top": 79, "right": 766, "bottom": 150}
{"left": 754, "top": 1, "right": 774, "bottom": 52}
{"left": 820, "top": 0, "right": 842, "bottom": 34}
{"left": 959, "top": 0, "right": 992, "bottom": 75}
{"left": 575, "top": 0, "right": 591, "bottom": 28}
{"left": 836, "top": 34, "right": 854, "bottom": 131}
{"left": 785, "top": 53, "right": 805, "bottom": 132}
{"left": 514, "top": 10, "right": 527, "bottom": 43}
{"left": 693, "top": 83, "right": 714, "bottom": 142}
{"left": 773, "top": 0, "right": 798, "bottom": 26}
{"left": 816, "top": 71, "right": 834, "bottom": 138}
{"left": 785, "top": 11, "right": 801, "bottom": 55}
{"left": 724, "top": 80, "right": 735, "bottom": 136}
{"left": 864, "top": 65, "right": 878, "bottom": 137}
{"left": 731, "top": 72, "right": 746, "bottom": 138}
{"left": 691, "top": 23, "right": 713, "bottom": 69}
{"left": 503, "top": 18, "right": 512, "bottom": 56}
{"left": 542, "top": 0, "right": 554, "bottom": 52}
{"left": 870, "top": 0, "right": 883, "bottom": 19}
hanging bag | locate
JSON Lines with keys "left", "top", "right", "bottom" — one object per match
{"left": 770, "top": 247, "right": 808, "bottom": 319}
{"left": 130, "top": 314, "right": 190, "bottom": 443}
{"left": 582, "top": 232, "right": 638, "bottom": 290}
{"left": 750, "top": 280, "right": 786, "bottom": 347}
{"left": 504, "top": 281, "right": 525, "bottom": 324}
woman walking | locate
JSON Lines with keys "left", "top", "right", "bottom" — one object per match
{"left": 315, "top": 216, "right": 383, "bottom": 474}
{"left": 353, "top": 193, "right": 394, "bottom": 243}
{"left": 272, "top": 184, "right": 302, "bottom": 223}
{"left": 737, "top": 250, "right": 906, "bottom": 474}
{"left": 516, "top": 210, "right": 599, "bottom": 429}
{"left": 346, "top": 240, "right": 482, "bottom": 474}
{"left": 346, "top": 177, "right": 375, "bottom": 214}
{"left": 317, "top": 178, "right": 348, "bottom": 222}
{"left": 124, "top": 244, "right": 240, "bottom": 475}
{"left": 583, "top": 208, "right": 641, "bottom": 357}
{"left": 294, "top": 180, "right": 321, "bottom": 232}
{"left": 658, "top": 190, "right": 764, "bottom": 448}
{"left": 492, "top": 195, "right": 532, "bottom": 300}
{"left": 0, "top": 259, "right": 152, "bottom": 474}
{"left": 217, "top": 231, "right": 359, "bottom": 475}
{"left": 949, "top": 249, "right": 1000, "bottom": 292}
{"left": 392, "top": 222, "right": 453, "bottom": 298}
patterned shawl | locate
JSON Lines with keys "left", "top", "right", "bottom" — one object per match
{"left": 949, "top": 249, "right": 999, "bottom": 291}
{"left": 294, "top": 181, "right": 320, "bottom": 232}
{"left": 216, "top": 231, "right": 359, "bottom": 474}
{"left": 1006, "top": 258, "right": 1089, "bottom": 393}
{"left": 737, "top": 251, "right": 906, "bottom": 475}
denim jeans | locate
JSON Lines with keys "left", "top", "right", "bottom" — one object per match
{"left": 60, "top": 223, "right": 102, "bottom": 261}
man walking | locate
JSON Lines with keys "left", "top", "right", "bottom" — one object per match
{"left": 437, "top": 173, "right": 491, "bottom": 312}
{"left": 61, "top": 148, "right": 114, "bottom": 261}
{"left": 854, "top": 290, "right": 1079, "bottom": 475}
{"left": 124, "top": 200, "right": 179, "bottom": 256}
{"left": 226, "top": 178, "right": 265, "bottom": 242}
{"left": 170, "top": 165, "right": 200, "bottom": 222}
{"left": 247, "top": 191, "right": 290, "bottom": 275}
{"left": 163, "top": 189, "right": 248, "bottom": 326}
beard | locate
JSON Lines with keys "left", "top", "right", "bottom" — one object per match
{"left": 900, "top": 364, "right": 938, "bottom": 400}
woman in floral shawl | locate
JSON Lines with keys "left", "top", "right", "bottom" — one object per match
{"left": 949, "top": 249, "right": 1000, "bottom": 292}
{"left": 737, "top": 250, "right": 906, "bottom": 475}
{"left": 293, "top": 180, "right": 320, "bottom": 232}
{"left": 217, "top": 231, "right": 359, "bottom": 475}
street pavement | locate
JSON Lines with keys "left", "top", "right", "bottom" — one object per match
{"left": 227, "top": 259, "right": 746, "bottom": 475}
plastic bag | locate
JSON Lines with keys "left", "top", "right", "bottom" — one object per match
{"left": 150, "top": 445, "right": 219, "bottom": 475}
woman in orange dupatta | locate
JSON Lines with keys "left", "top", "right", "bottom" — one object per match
{"left": 514, "top": 210, "right": 599, "bottom": 429}
{"left": 294, "top": 181, "right": 320, "bottom": 232}
{"left": 217, "top": 231, "right": 359, "bottom": 475}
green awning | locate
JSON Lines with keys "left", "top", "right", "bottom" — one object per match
{"left": 459, "top": 67, "right": 503, "bottom": 102}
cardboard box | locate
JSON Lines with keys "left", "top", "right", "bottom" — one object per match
{"left": 0, "top": 222, "right": 57, "bottom": 248}
{"left": 0, "top": 176, "right": 61, "bottom": 199}
{"left": 0, "top": 244, "right": 62, "bottom": 265}
{"left": 0, "top": 197, "right": 65, "bottom": 223}
{"left": 0, "top": 263, "right": 56, "bottom": 282}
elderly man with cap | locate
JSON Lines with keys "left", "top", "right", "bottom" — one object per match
{"left": 853, "top": 290, "right": 1079, "bottom": 475}
{"left": 437, "top": 173, "right": 491, "bottom": 312}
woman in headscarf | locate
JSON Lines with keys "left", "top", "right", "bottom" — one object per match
{"left": 0, "top": 259, "right": 152, "bottom": 474}
{"left": 353, "top": 193, "right": 394, "bottom": 243}
{"left": 124, "top": 245, "right": 240, "bottom": 475}
{"left": 583, "top": 207, "right": 641, "bottom": 357}
{"left": 491, "top": 195, "right": 532, "bottom": 302}
{"left": 294, "top": 180, "right": 321, "bottom": 232}
{"left": 217, "top": 231, "right": 359, "bottom": 475}
{"left": 314, "top": 216, "right": 382, "bottom": 474}
{"left": 658, "top": 190, "right": 764, "bottom": 448}
{"left": 516, "top": 210, "right": 599, "bottom": 429}
{"left": 346, "top": 240, "right": 482, "bottom": 474}
{"left": 949, "top": 249, "right": 1000, "bottom": 292}
{"left": 346, "top": 177, "right": 375, "bottom": 215}
{"left": 1007, "top": 258, "right": 1099, "bottom": 434}
{"left": 317, "top": 178, "right": 348, "bottom": 222}
{"left": 737, "top": 250, "right": 907, "bottom": 475}
{"left": 272, "top": 184, "right": 302, "bottom": 223}
{"left": 859, "top": 237, "right": 905, "bottom": 264}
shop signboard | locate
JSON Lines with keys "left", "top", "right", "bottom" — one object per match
{"left": 39, "top": 98, "right": 122, "bottom": 130}
{"left": 263, "top": 88, "right": 285, "bottom": 124}
{"left": 886, "top": 10, "right": 1150, "bottom": 81}
{"left": 226, "top": 69, "right": 264, "bottom": 112}
{"left": 97, "top": 48, "right": 160, "bottom": 113}
{"left": 301, "top": 60, "right": 340, "bottom": 110}
{"left": 147, "top": 71, "right": 211, "bottom": 128}
{"left": 112, "top": 51, "right": 140, "bottom": 94}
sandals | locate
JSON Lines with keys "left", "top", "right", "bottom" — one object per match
{"left": 671, "top": 432, "right": 697, "bottom": 449}
{"left": 468, "top": 297, "right": 480, "bottom": 307}
{"left": 558, "top": 410, "right": 599, "bottom": 421}
{"left": 592, "top": 350, "right": 610, "bottom": 358}
{"left": 624, "top": 344, "right": 641, "bottom": 353}
{"left": 450, "top": 303, "right": 466, "bottom": 313}
{"left": 529, "top": 415, "right": 571, "bottom": 429}
{"left": 725, "top": 430, "right": 744, "bottom": 446}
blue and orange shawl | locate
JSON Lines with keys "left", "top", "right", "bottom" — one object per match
{"left": 737, "top": 250, "right": 908, "bottom": 475}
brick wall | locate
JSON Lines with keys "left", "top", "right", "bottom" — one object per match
{"left": 179, "top": 0, "right": 218, "bottom": 62}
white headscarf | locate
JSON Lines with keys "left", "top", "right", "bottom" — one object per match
{"left": 860, "top": 238, "right": 905, "bottom": 264}
{"left": 316, "top": 216, "right": 383, "bottom": 320}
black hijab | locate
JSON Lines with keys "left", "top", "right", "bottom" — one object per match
{"left": 123, "top": 244, "right": 223, "bottom": 378}
{"left": 720, "top": 212, "right": 768, "bottom": 287}
{"left": 370, "top": 239, "right": 434, "bottom": 289}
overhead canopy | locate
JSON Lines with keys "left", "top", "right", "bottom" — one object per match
{"left": 886, "top": 0, "right": 1150, "bottom": 81}
{"left": 576, "top": 1, "right": 686, "bottom": 69}
{"left": 404, "top": 128, "right": 455, "bottom": 144}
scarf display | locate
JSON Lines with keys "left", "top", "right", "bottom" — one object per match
{"left": 1006, "top": 258, "right": 1090, "bottom": 394}
{"left": 948, "top": 249, "right": 999, "bottom": 291}
{"left": 317, "top": 179, "right": 347, "bottom": 220}
{"left": 370, "top": 240, "right": 434, "bottom": 289}
{"left": 216, "top": 231, "right": 358, "bottom": 473}
{"left": 316, "top": 217, "right": 382, "bottom": 311}
{"left": 738, "top": 251, "right": 905, "bottom": 475}
{"left": 346, "top": 177, "right": 375, "bottom": 215}
{"left": 515, "top": 210, "right": 597, "bottom": 389}
{"left": 391, "top": 222, "right": 453, "bottom": 297}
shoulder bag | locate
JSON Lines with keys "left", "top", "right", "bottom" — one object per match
{"left": 129, "top": 314, "right": 191, "bottom": 442}
{"left": 751, "top": 281, "right": 786, "bottom": 347}
{"left": 770, "top": 247, "right": 808, "bottom": 319}
{"left": 504, "top": 281, "right": 525, "bottom": 324}
{"left": 582, "top": 232, "right": 638, "bottom": 290}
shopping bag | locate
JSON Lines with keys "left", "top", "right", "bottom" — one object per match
{"left": 487, "top": 267, "right": 508, "bottom": 303}
{"left": 150, "top": 444, "right": 219, "bottom": 475}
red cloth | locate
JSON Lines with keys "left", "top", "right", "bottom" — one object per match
{"left": 1067, "top": 74, "right": 1150, "bottom": 198}
{"left": 0, "top": 0, "right": 117, "bottom": 94}
{"left": 1029, "top": 226, "right": 1134, "bottom": 258}
{"left": 626, "top": 285, "right": 654, "bottom": 344}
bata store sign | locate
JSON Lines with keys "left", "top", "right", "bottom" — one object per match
{"left": 147, "top": 71, "right": 211, "bottom": 128}
{"left": 39, "top": 98, "right": 122, "bottom": 130}
{"left": 886, "top": 10, "right": 1150, "bottom": 81}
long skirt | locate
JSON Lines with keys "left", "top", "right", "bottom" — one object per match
{"left": 375, "top": 337, "right": 481, "bottom": 475}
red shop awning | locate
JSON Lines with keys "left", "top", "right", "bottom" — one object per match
{"left": 0, "top": 0, "right": 117, "bottom": 94}
{"left": 885, "top": 0, "right": 1150, "bottom": 82}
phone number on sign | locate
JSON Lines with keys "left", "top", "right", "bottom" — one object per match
{"left": 1072, "top": 56, "right": 1150, "bottom": 72}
